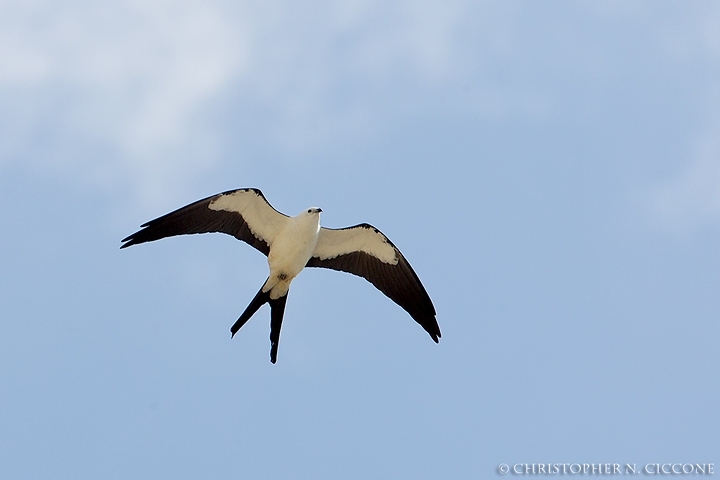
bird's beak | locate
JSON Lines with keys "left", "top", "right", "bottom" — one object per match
{"left": 316, "top": 208, "right": 323, "bottom": 213}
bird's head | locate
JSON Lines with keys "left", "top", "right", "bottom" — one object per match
{"left": 303, "top": 207, "right": 323, "bottom": 216}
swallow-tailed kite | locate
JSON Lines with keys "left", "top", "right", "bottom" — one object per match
{"left": 121, "top": 188, "right": 440, "bottom": 363}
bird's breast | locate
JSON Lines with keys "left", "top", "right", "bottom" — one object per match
{"left": 267, "top": 218, "right": 320, "bottom": 280}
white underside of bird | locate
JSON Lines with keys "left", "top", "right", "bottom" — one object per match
{"left": 261, "top": 208, "right": 322, "bottom": 300}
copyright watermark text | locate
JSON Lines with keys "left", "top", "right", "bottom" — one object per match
{"left": 497, "top": 463, "right": 714, "bottom": 476}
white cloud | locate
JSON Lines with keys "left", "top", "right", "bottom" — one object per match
{"left": 0, "top": 0, "right": 249, "bottom": 204}
{"left": 649, "top": 4, "right": 720, "bottom": 231}
{"left": 0, "top": 0, "right": 553, "bottom": 206}
{"left": 651, "top": 128, "right": 720, "bottom": 231}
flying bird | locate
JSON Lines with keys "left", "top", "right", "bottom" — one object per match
{"left": 121, "top": 188, "right": 440, "bottom": 363}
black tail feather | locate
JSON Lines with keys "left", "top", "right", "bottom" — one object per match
{"left": 268, "top": 294, "right": 288, "bottom": 364}
{"left": 231, "top": 280, "right": 270, "bottom": 337}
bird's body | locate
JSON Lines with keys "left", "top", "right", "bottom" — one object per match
{"left": 121, "top": 188, "right": 440, "bottom": 363}
{"left": 264, "top": 208, "right": 321, "bottom": 300}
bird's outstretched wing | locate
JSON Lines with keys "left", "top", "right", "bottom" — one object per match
{"left": 306, "top": 224, "right": 440, "bottom": 342}
{"left": 120, "top": 188, "right": 288, "bottom": 255}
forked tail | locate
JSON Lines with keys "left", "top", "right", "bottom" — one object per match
{"left": 230, "top": 279, "right": 289, "bottom": 364}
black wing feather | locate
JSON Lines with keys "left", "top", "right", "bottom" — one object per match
{"left": 306, "top": 225, "right": 440, "bottom": 342}
{"left": 120, "top": 188, "right": 272, "bottom": 255}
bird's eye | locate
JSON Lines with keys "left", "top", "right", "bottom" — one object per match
{"left": 307, "top": 209, "right": 312, "bottom": 213}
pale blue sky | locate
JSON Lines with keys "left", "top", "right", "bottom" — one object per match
{"left": 1, "top": 1, "right": 719, "bottom": 478}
